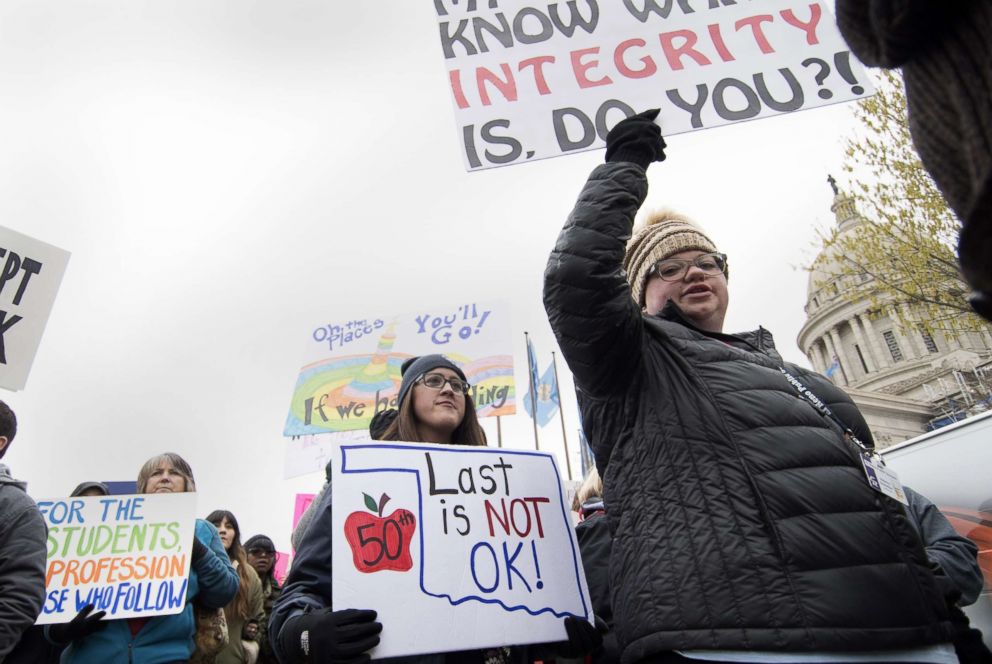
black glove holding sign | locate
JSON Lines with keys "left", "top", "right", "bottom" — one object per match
{"left": 49, "top": 604, "right": 108, "bottom": 644}
{"left": 279, "top": 608, "right": 383, "bottom": 664}
{"left": 605, "top": 109, "right": 667, "bottom": 170}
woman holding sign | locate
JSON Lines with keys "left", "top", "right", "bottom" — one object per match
{"left": 57, "top": 453, "right": 240, "bottom": 664}
{"left": 270, "top": 354, "right": 600, "bottom": 664}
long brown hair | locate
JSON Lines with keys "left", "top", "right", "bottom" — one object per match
{"left": 380, "top": 387, "right": 487, "bottom": 446}
{"left": 205, "top": 509, "right": 254, "bottom": 621}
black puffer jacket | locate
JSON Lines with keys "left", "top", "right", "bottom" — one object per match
{"left": 543, "top": 162, "right": 954, "bottom": 662}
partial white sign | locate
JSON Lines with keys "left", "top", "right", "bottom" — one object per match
{"left": 434, "top": 0, "right": 873, "bottom": 170}
{"left": 0, "top": 226, "right": 70, "bottom": 390}
{"left": 332, "top": 440, "right": 591, "bottom": 659}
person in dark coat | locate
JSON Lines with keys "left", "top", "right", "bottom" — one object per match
{"left": 834, "top": 2, "right": 992, "bottom": 319}
{"left": 0, "top": 401, "right": 48, "bottom": 662}
{"left": 543, "top": 110, "right": 957, "bottom": 663}
{"left": 573, "top": 468, "right": 617, "bottom": 664}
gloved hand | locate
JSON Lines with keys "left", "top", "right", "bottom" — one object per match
{"left": 279, "top": 608, "right": 382, "bottom": 664}
{"left": 552, "top": 615, "right": 605, "bottom": 658}
{"left": 605, "top": 109, "right": 666, "bottom": 169}
{"left": 49, "top": 604, "right": 107, "bottom": 644}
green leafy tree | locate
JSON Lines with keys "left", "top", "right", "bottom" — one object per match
{"left": 813, "top": 69, "right": 985, "bottom": 336}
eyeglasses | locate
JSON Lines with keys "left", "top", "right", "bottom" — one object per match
{"left": 417, "top": 372, "right": 470, "bottom": 394}
{"left": 652, "top": 252, "right": 727, "bottom": 282}
{"left": 247, "top": 548, "right": 274, "bottom": 557}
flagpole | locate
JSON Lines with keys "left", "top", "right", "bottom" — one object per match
{"left": 524, "top": 331, "right": 540, "bottom": 451}
{"left": 551, "top": 351, "right": 573, "bottom": 481}
{"left": 496, "top": 415, "right": 503, "bottom": 448}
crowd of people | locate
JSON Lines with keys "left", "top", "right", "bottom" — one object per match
{"left": 1, "top": 168, "right": 988, "bottom": 661}
{"left": 2, "top": 5, "right": 992, "bottom": 658}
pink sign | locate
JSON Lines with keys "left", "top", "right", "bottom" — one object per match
{"left": 293, "top": 493, "right": 316, "bottom": 530}
{"left": 274, "top": 551, "right": 289, "bottom": 585}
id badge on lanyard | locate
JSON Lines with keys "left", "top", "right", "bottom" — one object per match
{"left": 859, "top": 452, "right": 908, "bottom": 504}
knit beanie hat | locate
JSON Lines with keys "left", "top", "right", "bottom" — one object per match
{"left": 70, "top": 481, "right": 110, "bottom": 497}
{"left": 244, "top": 534, "right": 276, "bottom": 553}
{"left": 396, "top": 354, "right": 468, "bottom": 410}
{"left": 623, "top": 209, "right": 722, "bottom": 307}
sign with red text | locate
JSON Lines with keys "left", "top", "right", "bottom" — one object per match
{"left": 434, "top": 0, "right": 872, "bottom": 170}
{"left": 0, "top": 225, "right": 71, "bottom": 390}
{"left": 332, "top": 440, "right": 591, "bottom": 659}
{"left": 35, "top": 493, "right": 197, "bottom": 624}
{"left": 284, "top": 301, "right": 515, "bottom": 436}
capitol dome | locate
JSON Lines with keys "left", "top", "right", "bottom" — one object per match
{"left": 797, "top": 181, "right": 992, "bottom": 446}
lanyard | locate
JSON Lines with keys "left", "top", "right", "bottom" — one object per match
{"left": 777, "top": 367, "right": 875, "bottom": 457}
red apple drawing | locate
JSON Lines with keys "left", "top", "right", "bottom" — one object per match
{"left": 344, "top": 492, "right": 416, "bottom": 573}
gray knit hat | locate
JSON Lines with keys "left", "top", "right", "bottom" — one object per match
{"left": 623, "top": 209, "right": 722, "bottom": 307}
{"left": 396, "top": 355, "right": 468, "bottom": 409}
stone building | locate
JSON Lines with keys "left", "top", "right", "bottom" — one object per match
{"left": 797, "top": 184, "right": 992, "bottom": 448}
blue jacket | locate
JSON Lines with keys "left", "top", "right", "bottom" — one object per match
{"left": 60, "top": 519, "right": 239, "bottom": 664}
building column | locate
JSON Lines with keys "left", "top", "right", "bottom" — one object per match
{"left": 888, "top": 307, "right": 920, "bottom": 360}
{"left": 900, "top": 304, "right": 930, "bottom": 358}
{"left": 825, "top": 328, "right": 851, "bottom": 385}
{"left": 859, "top": 314, "right": 891, "bottom": 370}
{"left": 809, "top": 340, "right": 828, "bottom": 374}
{"left": 848, "top": 316, "right": 878, "bottom": 374}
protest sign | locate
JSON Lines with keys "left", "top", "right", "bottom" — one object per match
{"left": 293, "top": 492, "right": 317, "bottom": 531}
{"left": 0, "top": 225, "right": 70, "bottom": 390}
{"left": 332, "top": 440, "right": 591, "bottom": 659}
{"left": 35, "top": 493, "right": 197, "bottom": 625}
{"left": 433, "top": 0, "right": 873, "bottom": 170}
{"left": 284, "top": 301, "right": 515, "bottom": 436}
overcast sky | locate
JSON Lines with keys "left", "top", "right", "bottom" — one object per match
{"left": 2, "top": 0, "right": 861, "bottom": 553}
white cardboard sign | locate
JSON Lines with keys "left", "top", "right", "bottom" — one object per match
{"left": 35, "top": 493, "right": 198, "bottom": 624}
{"left": 332, "top": 440, "right": 591, "bottom": 659}
{"left": 0, "top": 226, "right": 70, "bottom": 391}
{"left": 434, "top": 0, "right": 873, "bottom": 170}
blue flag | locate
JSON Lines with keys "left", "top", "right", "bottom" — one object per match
{"left": 524, "top": 360, "right": 560, "bottom": 427}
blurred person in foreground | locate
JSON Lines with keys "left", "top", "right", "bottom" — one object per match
{"left": 0, "top": 400, "right": 48, "bottom": 661}
{"left": 543, "top": 110, "right": 957, "bottom": 663}
{"left": 835, "top": 1, "right": 992, "bottom": 320}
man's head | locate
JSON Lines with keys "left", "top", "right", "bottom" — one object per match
{"left": 623, "top": 210, "right": 729, "bottom": 332}
{"left": 0, "top": 400, "right": 16, "bottom": 459}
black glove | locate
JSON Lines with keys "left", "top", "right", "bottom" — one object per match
{"left": 49, "top": 604, "right": 107, "bottom": 644}
{"left": 192, "top": 535, "right": 209, "bottom": 562}
{"left": 280, "top": 608, "right": 382, "bottom": 664}
{"left": 605, "top": 109, "right": 666, "bottom": 169}
{"left": 553, "top": 615, "right": 605, "bottom": 659}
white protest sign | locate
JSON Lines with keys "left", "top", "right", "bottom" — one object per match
{"left": 332, "top": 441, "right": 591, "bottom": 659}
{"left": 433, "top": 0, "right": 873, "bottom": 170}
{"left": 284, "top": 300, "right": 515, "bottom": 436}
{"left": 0, "top": 226, "right": 70, "bottom": 390}
{"left": 284, "top": 431, "right": 371, "bottom": 479}
{"left": 35, "top": 493, "right": 197, "bottom": 624}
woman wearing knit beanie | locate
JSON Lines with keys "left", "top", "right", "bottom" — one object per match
{"left": 270, "top": 354, "right": 601, "bottom": 664}
{"left": 544, "top": 110, "right": 956, "bottom": 663}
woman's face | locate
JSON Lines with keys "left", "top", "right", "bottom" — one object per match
{"left": 247, "top": 548, "right": 275, "bottom": 576}
{"left": 145, "top": 463, "right": 187, "bottom": 494}
{"left": 412, "top": 367, "right": 466, "bottom": 443}
{"left": 214, "top": 517, "right": 236, "bottom": 551}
